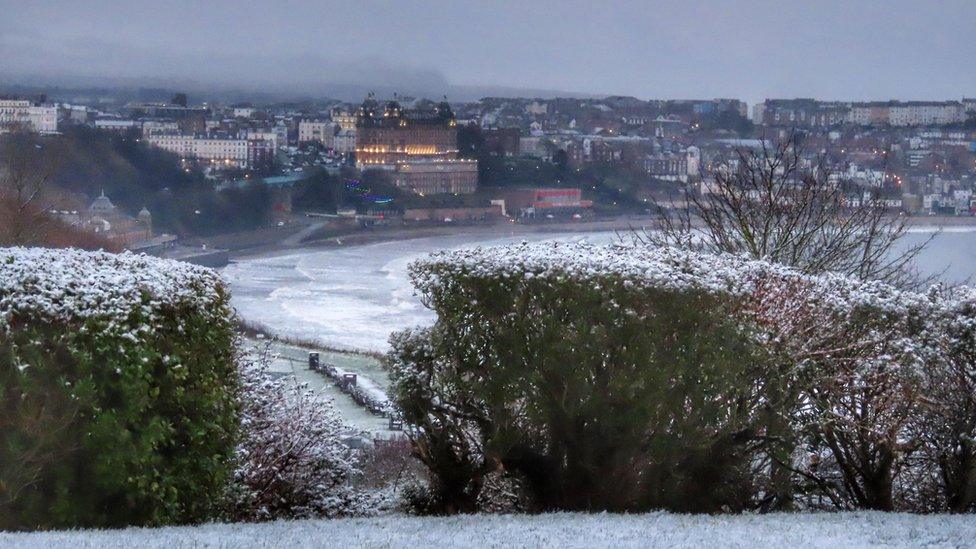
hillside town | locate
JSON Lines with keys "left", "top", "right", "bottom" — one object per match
{"left": 3, "top": 92, "right": 976, "bottom": 255}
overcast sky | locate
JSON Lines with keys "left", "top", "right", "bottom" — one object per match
{"left": 1, "top": 0, "right": 974, "bottom": 103}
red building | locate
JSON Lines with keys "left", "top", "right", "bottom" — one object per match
{"left": 499, "top": 188, "right": 593, "bottom": 218}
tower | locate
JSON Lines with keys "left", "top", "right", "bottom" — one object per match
{"left": 137, "top": 206, "right": 153, "bottom": 237}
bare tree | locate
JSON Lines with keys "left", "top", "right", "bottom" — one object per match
{"left": 638, "top": 131, "right": 931, "bottom": 288}
{"left": 0, "top": 129, "right": 64, "bottom": 245}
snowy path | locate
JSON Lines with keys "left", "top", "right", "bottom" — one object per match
{"left": 5, "top": 511, "right": 976, "bottom": 548}
{"left": 281, "top": 221, "right": 326, "bottom": 247}
{"left": 249, "top": 339, "right": 395, "bottom": 436}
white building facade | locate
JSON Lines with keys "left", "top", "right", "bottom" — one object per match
{"left": 0, "top": 100, "right": 58, "bottom": 133}
{"left": 333, "top": 129, "right": 356, "bottom": 153}
{"left": 298, "top": 120, "right": 334, "bottom": 146}
{"left": 146, "top": 133, "right": 249, "bottom": 167}
{"left": 887, "top": 102, "right": 965, "bottom": 126}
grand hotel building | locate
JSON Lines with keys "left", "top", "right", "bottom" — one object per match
{"left": 355, "top": 95, "right": 477, "bottom": 195}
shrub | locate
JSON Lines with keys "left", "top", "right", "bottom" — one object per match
{"left": 738, "top": 272, "right": 932, "bottom": 511}
{"left": 0, "top": 247, "right": 239, "bottom": 530}
{"left": 783, "top": 289, "right": 927, "bottom": 510}
{"left": 389, "top": 241, "right": 951, "bottom": 514}
{"left": 359, "top": 436, "right": 425, "bottom": 490}
{"left": 906, "top": 286, "right": 976, "bottom": 513}
{"left": 476, "top": 471, "right": 529, "bottom": 514}
{"left": 389, "top": 242, "right": 786, "bottom": 513}
{"left": 225, "top": 344, "right": 370, "bottom": 521}
{"left": 388, "top": 328, "right": 491, "bottom": 514}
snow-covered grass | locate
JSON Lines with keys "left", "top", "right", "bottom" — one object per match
{"left": 4, "top": 512, "right": 976, "bottom": 548}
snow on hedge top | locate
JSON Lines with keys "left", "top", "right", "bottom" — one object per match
{"left": 411, "top": 240, "right": 932, "bottom": 315}
{"left": 0, "top": 247, "right": 228, "bottom": 329}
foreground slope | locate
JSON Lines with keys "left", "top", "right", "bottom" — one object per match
{"left": 4, "top": 512, "right": 976, "bottom": 548}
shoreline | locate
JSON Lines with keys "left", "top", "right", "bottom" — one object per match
{"left": 226, "top": 213, "right": 976, "bottom": 261}
{"left": 227, "top": 216, "right": 657, "bottom": 260}
{"left": 224, "top": 213, "right": 976, "bottom": 359}
{"left": 238, "top": 319, "right": 385, "bottom": 361}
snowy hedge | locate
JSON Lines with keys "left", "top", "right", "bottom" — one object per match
{"left": 906, "top": 286, "right": 976, "bottom": 513}
{"left": 0, "top": 248, "right": 239, "bottom": 530}
{"left": 390, "top": 241, "right": 975, "bottom": 513}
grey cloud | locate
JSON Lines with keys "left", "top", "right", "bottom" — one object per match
{"left": 1, "top": 0, "right": 974, "bottom": 104}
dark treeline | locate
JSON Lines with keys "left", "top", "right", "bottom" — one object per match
{"left": 28, "top": 126, "right": 275, "bottom": 236}
{"left": 292, "top": 167, "right": 495, "bottom": 213}
{"left": 458, "top": 125, "right": 662, "bottom": 213}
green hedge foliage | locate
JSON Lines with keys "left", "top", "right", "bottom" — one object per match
{"left": 388, "top": 242, "right": 964, "bottom": 513}
{"left": 0, "top": 248, "right": 239, "bottom": 530}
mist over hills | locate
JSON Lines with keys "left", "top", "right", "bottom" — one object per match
{"left": 0, "top": 65, "right": 599, "bottom": 106}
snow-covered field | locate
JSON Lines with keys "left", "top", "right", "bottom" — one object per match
{"left": 5, "top": 512, "right": 976, "bottom": 548}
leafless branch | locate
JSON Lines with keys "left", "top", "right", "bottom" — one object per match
{"left": 638, "top": 130, "right": 930, "bottom": 289}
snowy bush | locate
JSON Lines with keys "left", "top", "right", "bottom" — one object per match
{"left": 387, "top": 327, "right": 492, "bottom": 513}
{"left": 389, "top": 241, "right": 970, "bottom": 514}
{"left": 226, "top": 344, "right": 376, "bottom": 521}
{"left": 475, "top": 471, "right": 529, "bottom": 514}
{"left": 745, "top": 272, "right": 929, "bottom": 511}
{"left": 904, "top": 286, "right": 976, "bottom": 513}
{"left": 359, "top": 436, "right": 426, "bottom": 491}
{"left": 0, "top": 247, "right": 239, "bottom": 530}
{"left": 390, "top": 242, "right": 785, "bottom": 513}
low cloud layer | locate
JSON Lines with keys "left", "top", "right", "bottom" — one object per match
{"left": 2, "top": 1, "right": 974, "bottom": 103}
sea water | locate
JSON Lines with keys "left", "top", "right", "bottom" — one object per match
{"left": 223, "top": 228, "right": 974, "bottom": 353}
